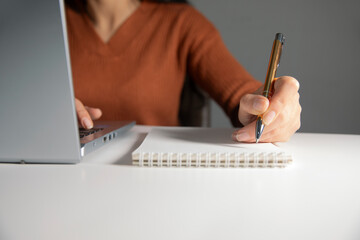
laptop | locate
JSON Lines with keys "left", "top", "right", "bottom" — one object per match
{"left": 0, "top": 0, "right": 135, "bottom": 163}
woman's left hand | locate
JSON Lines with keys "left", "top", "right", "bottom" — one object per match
{"left": 232, "top": 76, "right": 302, "bottom": 143}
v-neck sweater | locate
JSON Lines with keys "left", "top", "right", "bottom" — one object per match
{"left": 65, "top": 1, "right": 261, "bottom": 126}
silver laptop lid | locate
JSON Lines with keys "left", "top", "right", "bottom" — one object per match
{"left": 0, "top": 0, "right": 81, "bottom": 163}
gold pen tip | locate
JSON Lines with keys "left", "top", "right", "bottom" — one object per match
{"left": 256, "top": 138, "right": 259, "bottom": 144}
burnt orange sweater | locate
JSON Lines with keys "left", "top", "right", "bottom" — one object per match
{"left": 66, "top": 1, "right": 261, "bottom": 126}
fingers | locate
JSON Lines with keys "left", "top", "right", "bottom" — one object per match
{"left": 75, "top": 99, "right": 93, "bottom": 129}
{"left": 231, "top": 120, "right": 257, "bottom": 142}
{"left": 262, "top": 76, "right": 300, "bottom": 126}
{"left": 85, "top": 106, "right": 102, "bottom": 120}
{"left": 238, "top": 93, "right": 269, "bottom": 126}
{"left": 75, "top": 99, "right": 102, "bottom": 129}
{"left": 231, "top": 119, "right": 279, "bottom": 143}
{"left": 232, "top": 112, "right": 300, "bottom": 143}
{"left": 234, "top": 76, "right": 301, "bottom": 143}
{"left": 259, "top": 116, "right": 301, "bottom": 142}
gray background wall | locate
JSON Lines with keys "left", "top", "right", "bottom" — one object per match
{"left": 192, "top": 0, "right": 360, "bottom": 134}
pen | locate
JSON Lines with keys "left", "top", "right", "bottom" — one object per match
{"left": 255, "top": 33, "right": 285, "bottom": 143}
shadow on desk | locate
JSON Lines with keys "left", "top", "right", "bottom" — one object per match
{"left": 82, "top": 128, "right": 149, "bottom": 166}
{"left": 113, "top": 132, "right": 148, "bottom": 166}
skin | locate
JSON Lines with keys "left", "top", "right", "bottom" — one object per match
{"left": 232, "top": 76, "right": 301, "bottom": 143}
{"left": 75, "top": 0, "right": 302, "bottom": 143}
{"left": 86, "top": 0, "right": 140, "bottom": 43}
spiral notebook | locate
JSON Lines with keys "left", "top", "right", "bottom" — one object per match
{"left": 132, "top": 127, "right": 292, "bottom": 168}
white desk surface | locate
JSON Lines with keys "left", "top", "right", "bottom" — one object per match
{"left": 1, "top": 126, "right": 360, "bottom": 240}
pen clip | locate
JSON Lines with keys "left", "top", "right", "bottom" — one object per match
{"left": 277, "top": 46, "right": 282, "bottom": 69}
{"left": 276, "top": 34, "right": 285, "bottom": 69}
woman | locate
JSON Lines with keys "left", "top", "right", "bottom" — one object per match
{"left": 66, "top": 0, "right": 301, "bottom": 142}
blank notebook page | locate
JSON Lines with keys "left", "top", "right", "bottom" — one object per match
{"left": 132, "top": 127, "right": 292, "bottom": 167}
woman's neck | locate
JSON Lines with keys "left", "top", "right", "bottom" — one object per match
{"left": 86, "top": 0, "right": 140, "bottom": 43}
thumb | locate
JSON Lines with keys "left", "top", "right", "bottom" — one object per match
{"left": 238, "top": 94, "right": 269, "bottom": 126}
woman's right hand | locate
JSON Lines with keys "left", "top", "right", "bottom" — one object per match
{"left": 75, "top": 98, "right": 102, "bottom": 129}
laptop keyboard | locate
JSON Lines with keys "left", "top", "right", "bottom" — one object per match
{"left": 79, "top": 128, "right": 104, "bottom": 139}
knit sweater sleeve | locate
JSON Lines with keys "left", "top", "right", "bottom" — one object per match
{"left": 180, "top": 6, "right": 262, "bottom": 127}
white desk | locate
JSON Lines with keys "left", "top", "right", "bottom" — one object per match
{"left": 1, "top": 126, "right": 360, "bottom": 240}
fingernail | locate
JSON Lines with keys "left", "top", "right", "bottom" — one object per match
{"left": 82, "top": 118, "right": 93, "bottom": 129}
{"left": 263, "top": 111, "right": 276, "bottom": 125}
{"left": 235, "top": 132, "right": 250, "bottom": 142}
{"left": 231, "top": 132, "right": 237, "bottom": 141}
{"left": 253, "top": 99, "right": 266, "bottom": 111}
